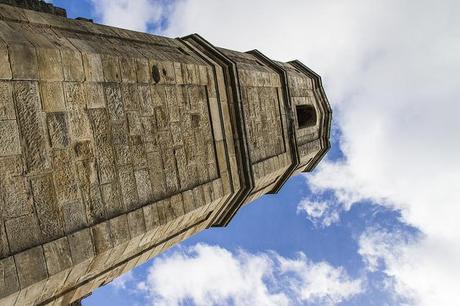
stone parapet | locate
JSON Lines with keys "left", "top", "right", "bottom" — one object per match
{"left": 0, "top": 0, "right": 66, "bottom": 17}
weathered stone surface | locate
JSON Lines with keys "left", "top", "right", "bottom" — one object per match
{"left": 109, "top": 214, "right": 130, "bottom": 246}
{"left": 135, "top": 169, "right": 153, "bottom": 205}
{"left": 13, "top": 81, "right": 50, "bottom": 173}
{"left": 82, "top": 53, "right": 104, "bottom": 82}
{"left": 118, "top": 165, "right": 139, "bottom": 211}
{"left": 91, "top": 222, "right": 112, "bottom": 254}
{"left": 0, "top": 120, "right": 21, "bottom": 156}
{"left": 14, "top": 246, "right": 48, "bottom": 288}
{"left": 85, "top": 82, "right": 105, "bottom": 109}
{"left": 0, "top": 45, "right": 12, "bottom": 80}
{"left": 30, "top": 175, "right": 64, "bottom": 241}
{"left": 104, "top": 83, "right": 124, "bottom": 121}
{"left": 88, "top": 108, "right": 115, "bottom": 185}
{"left": 9, "top": 44, "right": 39, "bottom": 80}
{"left": 61, "top": 49, "right": 84, "bottom": 82}
{"left": 43, "top": 237, "right": 72, "bottom": 276}
{"left": 0, "top": 82, "right": 14, "bottom": 120}
{"left": 0, "top": 256, "right": 19, "bottom": 299}
{"left": 37, "top": 48, "right": 63, "bottom": 81}
{"left": 101, "top": 54, "right": 121, "bottom": 82}
{"left": 47, "top": 112, "right": 70, "bottom": 148}
{"left": 5, "top": 214, "right": 42, "bottom": 254}
{"left": 40, "top": 81, "right": 65, "bottom": 112}
{"left": 100, "top": 182, "right": 124, "bottom": 218}
{"left": 52, "top": 150, "right": 80, "bottom": 204}
{"left": 61, "top": 201, "right": 87, "bottom": 234}
{"left": 68, "top": 229, "right": 94, "bottom": 265}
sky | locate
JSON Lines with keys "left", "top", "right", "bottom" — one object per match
{"left": 49, "top": 0, "right": 460, "bottom": 305}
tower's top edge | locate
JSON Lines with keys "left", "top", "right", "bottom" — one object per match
{"left": 0, "top": 0, "right": 67, "bottom": 17}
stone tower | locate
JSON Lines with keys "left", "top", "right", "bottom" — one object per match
{"left": 0, "top": 2, "right": 331, "bottom": 305}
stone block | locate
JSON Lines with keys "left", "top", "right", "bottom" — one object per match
{"left": 5, "top": 213, "right": 42, "bottom": 254}
{"left": 0, "top": 45, "right": 12, "bottom": 80}
{"left": 170, "top": 194, "right": 185, "bottom": 217}
{"left": 52, "top": 152, "right": 80, "bottom": 205}
{"left": 0, "top": 256, "right": 19, "bottom": 299}
{"left": 68, "top": 229, "right": 94, "bottom": 265}
{"left": 212, "top": 179, "right": 224, "bottom": 200}
{"left": 104, "top": 83, "right": 124, "bottom": 121}
{"left": 84, "top": 82, "right": 105, "bottom": 109}
{"left": 127, "top": 111, "right": 142, "bottom": 136}
{"left": 121, "top": 83, "right": 140, "bottom": 111}
{"left": 118, "top": 165, "right": 139, "bottom": 211}
{"left": 46, "top": 112, "right": 70, "bottom": 148}
{"left": 193, "top": 185, "right": 205, "bottom": 209}
{"left": 0, "top": 156, "right": 22, "bottom": 178}
{"left": 43, "top": 237, "right": 72, "bottom": 276}
{"left": 174, "top": 147, "right": 189, "bottom": 190}
{"left": 135, "top": 169, "right": 153, "bottom": 205}
{"left": 0, "top": 221, "right": 9, "bottom": 259}
{"left": 87, "top": 108, "right": 115, "bottom": 184}
{"left": 130, "top": 136, "right": 147, "bottom": 169}
{"left": 143, "top": 203, "right": 160, "bottom": 232}
{"left": 73, "top": 140, "right": 94, "bottom": 161}
{"left": 36, "top": 48, "right": 63, "bottom": 81}
{"left": 156, "top": 199, "right": 174, "bottom": 224}
{"left": 101, "top": 54, "right": 121, "bottom": 82}
{"left": 64, "top": 83, "right": 92, "bottom": 140}
{"left": 61, "top": 201, "right": 88, "bottom": 234}
{"left": 63, "top": 82, "right": 85, "bottom": 108}
{"left": 136, "top": 58, "right": 150, "bottom": 83}
{"left": 138, "top": 84, "right": 154, "bottom": 116}
{"left": 0, "top": 120, "right": 21, "bottom": 156}
{"left": 0, "top": 81, "right": 14, "bottom": 120}
{"left": 139, "top": 116, "right": 156, "bottom": 143}
{"left": 13, "top": 81, "right": 50, "bottom": 172}
{"left": 82, "top": 184, "right": 106, "bottom": 225}
{"left": 82, "top": 53, "right": 103, "bottom": 82}
{"left": 14, "top": 246, "right": 48, "bottom": 288}
{"left": 109, "top": 214, "right": 130, "bottom": 246}
{"left": 39, "top": 81, "right": 65, "bottom": 112}
{"left": 61, "top": 49, "right": 84, "bottom": 81}
{"left": 91, "top": 222, "right": 113, "bottom": 254}
{"left": 9, "top": 44, "right": 39, "bottom": 80}
{"left": 120, "top": 57, "right": 137, "bottom": 83}
{"left": 182, "top": 190, "right": 195, "bottom": 214}
{"left": 101, "top": 182, "right": 125, "bottom": 218}
{"left": 127, "top": 209, "right": 146, "bottom": 239}
{"left": 174, "top": 62, "right": 183, "bottom": 84}
{"left": 30, "top": 174, "right": 64, "bottom": 241}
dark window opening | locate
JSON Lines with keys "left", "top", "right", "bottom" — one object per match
{"left": 296, "top": 105, "right": 316, "bottom": 129}
{"left": 152, "top": 65, "right": 161, "bottom": 83}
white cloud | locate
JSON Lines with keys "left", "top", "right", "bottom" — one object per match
{"left": 111, "top": 271, "right": 135, "bottom": 290}
{"left": 89, "top": 0, "right": 167, "bottom": 32}
{"left": 297, "top": 199, "right": 340, "bottom": 227}
{"left": 89, "top": 0, "right": 460, "bottom": 304}
{"left": 137, "top": 244, "right": 362, "bottom": 306}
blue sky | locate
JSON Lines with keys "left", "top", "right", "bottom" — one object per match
{"left": 52, "top": 1, "right": 460, "bottom": 305}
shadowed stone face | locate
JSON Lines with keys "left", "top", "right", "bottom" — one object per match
{"left": 0, "top": 2, "right": 330, "bottom": 305}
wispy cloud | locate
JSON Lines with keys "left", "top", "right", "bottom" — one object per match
{"left": 296, "top": 199, "right": 340, "bottom": 228}
{"left": 131, "top": 244, "right": 362, "bottom": 306}
{"left": 89, "top": 0, "right": 169, "bottom": 32}
{"left": 111, "top": 271, "right": 135, "bottom": 290}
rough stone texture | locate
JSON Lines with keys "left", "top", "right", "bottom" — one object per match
{"left": 0, "top": 4, "right": 331, "bottom": 305}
